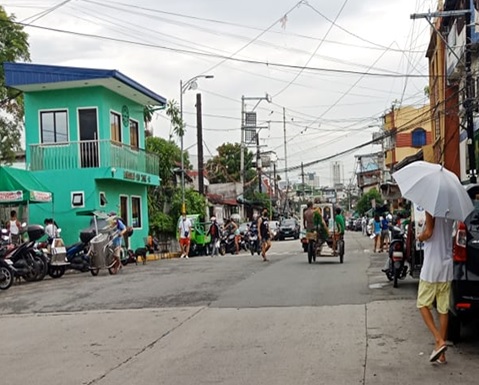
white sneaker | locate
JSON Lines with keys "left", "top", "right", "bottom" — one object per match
{"left": 185, "top": 255, "right": 189, "bottom": 259}
{"left": 180, "top": 254, "right": 184, "bottom": 258}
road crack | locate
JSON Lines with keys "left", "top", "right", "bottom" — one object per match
{"left": 85, "top": 307, "right": 207, "bottom": 385}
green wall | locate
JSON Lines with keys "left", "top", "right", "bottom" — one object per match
{"left": 29, "top": 168, "right": 149, "bottom": 250}
{"left": 23, "top": 85, "right": 155, "bottom": 251}
{"left": 24, "top": 87, "right": 146, "bottom": 161}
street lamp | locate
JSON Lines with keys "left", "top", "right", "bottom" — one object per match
{"left": 179, "top": 74, "right": 214, "bottom": 214}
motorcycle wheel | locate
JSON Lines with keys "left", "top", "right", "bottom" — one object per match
{"left": 307, "top": 242, "right": 314, "bottom": 264}
{"left": 219, "top": 244, "right": 226, "bottom": 256}
{"left": 90, "top": 268, "right": 100, "bottom": 276}
{"left": 393, "top": 264, "right": 400, "bottom": 288}
{"left": 48, "top": 265, "right": 65, "bottom": 279}
{"left": 0, "top": 265, "right": 14, "bottom": 290}
{"left": 250, "top": 246, "right": 254, "bottom": 256}
{"left": 33, "top": 254, "right": 48, "bottom": 281}
{"left": 23, "top": 252, "right": 40, "bottom": 282}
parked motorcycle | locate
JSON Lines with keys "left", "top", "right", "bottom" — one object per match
{"left": 219, "top": 230, "right": 237, "bottom": 255}
{"left": 0, "top": 258, "right": 15, "bottom": 290}
{"left": 1, "top": 225, "right": 48, "bottom": 283}
{"left": 383, "top": 226, "right": 410, "bottom": 287}
{"left": 41, "top": 229, "right": 91, "bottom": 278}
{"left": 245, "top": 229, "right": 261, "bottom": 256}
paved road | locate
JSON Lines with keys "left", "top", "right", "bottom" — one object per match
{"left": 1, "top": 232, "right": 478, "bottom": 384}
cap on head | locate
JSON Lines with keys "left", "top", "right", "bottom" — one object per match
{"left": 108, "top": 211, "right": 117, "bottom": 217}
{"left": 210, "top": 216, "right": 216, "bottom": 221}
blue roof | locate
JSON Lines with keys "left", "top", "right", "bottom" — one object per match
{"left": 3, "top": 62, "right": 166, "bottom": 106}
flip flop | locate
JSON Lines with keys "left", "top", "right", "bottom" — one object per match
{"left": 429, "top": 345, "right": 447, "bottom": 362}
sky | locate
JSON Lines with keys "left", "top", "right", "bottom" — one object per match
{"left": 3, "top": 0, "right": 437, "bottom": 186}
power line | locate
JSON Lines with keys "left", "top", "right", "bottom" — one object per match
{"left": 273, "top": 0, "right": 350, "bottom": 98}
{"left": 80, "top": 0, "right": 426, "bottom": 54}
{"left": 5, "top": 20, "right": 431, "bottom": 79}
{"left": 277, "top": 84, "right": 466, "bottom": 174}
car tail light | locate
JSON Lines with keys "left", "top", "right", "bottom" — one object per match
{"left": 456, "top": 303, "right": 471, "bottom": 310}
{"left": 453, "top": 221, "right": 467, "bottom": 262}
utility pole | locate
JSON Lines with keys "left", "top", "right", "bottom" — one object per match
{"left": 283, "top": 107, "right": 290, "bottom": 215}
{"left": 240, "top": 96, "right": 245, "bottom": 199}
{"left": 256, "top": 131, "right": 262, "bottom": 193}
{"left": 301, "top": 162, "right": 305, "bottom": 197}
{"left": 240, "top": 94, "right": 272, "bottom": 216}
{"left": 196, "top": 93, "right": 205, "bottom": 195}
{"left": 273, "top": 162, "right": 277, "bottom": 201}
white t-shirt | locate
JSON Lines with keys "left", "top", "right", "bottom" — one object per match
{"left": 420, "top": 217, "right": 453, "bottom": 282}
{"left": 179, "top": 218, "right": 192, "bottom": 239}
{"left": 45, "top": 224, "right": 58, "bottom": 238}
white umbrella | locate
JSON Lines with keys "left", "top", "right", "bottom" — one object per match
{"left": 392, "top": 161, "right": 474, "bottom": 222}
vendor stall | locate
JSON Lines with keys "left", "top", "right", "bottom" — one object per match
{"left": 0, "top": 166, "right": 53, "bottom": 227}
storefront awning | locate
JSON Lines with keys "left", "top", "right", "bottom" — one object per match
{"left": 0, "top": 167, "right": 52, "bottom": 203}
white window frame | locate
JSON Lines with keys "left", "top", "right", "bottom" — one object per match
{"left": 129, "top": 118, "right": 139, "bottom": 150}
{"left": 131, "top": 195, "right": 142, "bottom": 229}
{"left": 110, "top": 110, "right": 122, "bottom": 143}
{"left": 99, "top": 191, "right": 107, "bottom": 207}
{"left": 71, "top": 191, "right": 85, "bottom": 208}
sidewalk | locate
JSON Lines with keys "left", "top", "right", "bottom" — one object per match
{"left": 2, "top": 302, "right": 478, "bottom": 385}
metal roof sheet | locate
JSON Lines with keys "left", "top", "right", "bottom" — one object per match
{"left": 4, "top": 62, "right": 166, "bottom": 106}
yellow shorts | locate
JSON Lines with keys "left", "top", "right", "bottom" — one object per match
{"left": 416, "top": 280, "right": 451, "bottom": 314}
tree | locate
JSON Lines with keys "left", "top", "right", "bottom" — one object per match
{"left": 356, "top": 188, "right": 382, "bottom": 216}
{"left": 205, "top": 142, "right": 255, "bottom": 183}
{"left": 165, "top": 99, "right": 184, "bottom": 137}
{"left": 146, "top": 136, "right": 184, "bottom": 190}
{"left": 0, "top": 6, "right": 30, "bottom": 164}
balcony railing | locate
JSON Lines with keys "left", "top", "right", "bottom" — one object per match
{"left": 30, "top": 140, "right": 159, "bottom": 175}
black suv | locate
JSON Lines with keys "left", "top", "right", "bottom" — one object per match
{"left": 449, "top": 184, "right": 479, "bottom": 342}
{"left": 278, "top": 218, "right": 300, "bottom": 240}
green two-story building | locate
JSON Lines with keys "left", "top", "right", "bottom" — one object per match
{"left": 4, "top": 62, "right": 166, "bottom": 249}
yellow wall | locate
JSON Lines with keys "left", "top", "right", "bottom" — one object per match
{"left": 383, "top": 105, "right": 432, "bottom": 167}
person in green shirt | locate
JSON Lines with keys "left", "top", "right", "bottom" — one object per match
{"left": 313, "top": 207, "right": 329, "bottom": 242}
{"left": 333, "top": 207, "right": 345, "bottom": 253}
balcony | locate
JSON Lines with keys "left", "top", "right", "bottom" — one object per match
{"left": 30, "top": 140, "right": 159, "bottom": 175}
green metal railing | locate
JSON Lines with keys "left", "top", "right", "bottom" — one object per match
{"left": 30, "top": 140, "right": 159, "bottom": 175}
